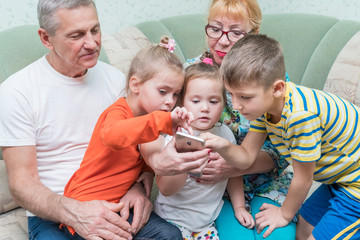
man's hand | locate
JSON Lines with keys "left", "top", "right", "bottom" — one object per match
{"left": 149, "top": 137, "right": 210, "bottom": 176}
{"left": 119, "top": 183, "right": 152, "bottom": 235}
{"left": 67, "top": 199, "right": 132, "bottom": 240}
{"left": 255, "top": 203, "right": 290, "bottom": 238}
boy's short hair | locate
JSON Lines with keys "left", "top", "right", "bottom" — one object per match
{"left": 221, "top": 34, "right": 286, "bottom": 90}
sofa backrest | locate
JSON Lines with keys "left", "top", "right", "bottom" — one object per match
{"left": 136, "top": 14, "right": 208, "bottom": 63}
{"left": 137, "top": 13, "right": 360, "bottom": 91}
{"left": 260, "top": 13, "right": 360, "bottom": 90}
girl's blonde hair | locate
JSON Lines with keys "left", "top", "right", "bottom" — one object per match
{"left": 181, "top": 62, "right": 226, "bottom": 106}
{"left": 208, "top": 0, "right": 262, "bottom": 33}
{"left": 125, "top": 36, "right": 183, "bottom": 93}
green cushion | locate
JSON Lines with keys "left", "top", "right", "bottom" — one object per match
{"left": 0, "top": 25, "right": 48, "bottom": 84}
{"left": 136, "top": 14, "right": 207, "bottom": 63}
{"left": 260, "top": 14, "right": 339, "bottom": 87}
{"left": 302, "top": 20, "right": 360, "bottom": 90}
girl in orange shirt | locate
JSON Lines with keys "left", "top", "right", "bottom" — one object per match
{"left": 62, "top": 37, "right": 194, "bottom": 240}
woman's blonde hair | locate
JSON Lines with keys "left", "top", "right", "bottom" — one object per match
{"left": 208, "top": 0, "right": 262, "bottom": 33}
{"left": 125, "top": 36, "right": 183, "bottom": 94}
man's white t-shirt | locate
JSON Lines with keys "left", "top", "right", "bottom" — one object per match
{"left": 0, "top": 56, "right": 126, "bottom": 201}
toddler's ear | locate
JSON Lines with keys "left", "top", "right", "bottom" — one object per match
{"left": 272, "top": 79, "right": 286, "bottom": 98}
{"left": 129, "top": 75, "right": 141, "bottom": 94}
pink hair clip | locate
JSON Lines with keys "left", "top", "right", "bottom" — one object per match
{"left": 202, "top": 57, "right": 213, "bottom": 65}
{"left": 160, "top": 38, "right": 176, "bottom": 53}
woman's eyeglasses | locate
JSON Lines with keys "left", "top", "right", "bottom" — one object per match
{"left": 205, "top": 24, "right": 253, "bottom": 42}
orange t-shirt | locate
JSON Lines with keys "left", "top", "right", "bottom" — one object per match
{"left": 64, "top": 97, "right": 172, "bottom": 203}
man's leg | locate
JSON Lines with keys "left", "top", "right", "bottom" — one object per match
{"left": 129, "top": 211, "right": 182, "bottom": 240}
{"left": 28, "top": 216, "right": 70, "bottom": 240}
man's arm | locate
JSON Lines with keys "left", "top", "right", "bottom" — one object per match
{"left": 3, "top": 146, "right": 132, "bottom": 240}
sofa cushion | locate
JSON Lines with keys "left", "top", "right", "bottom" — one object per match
{"left": 0, "top": 160, "right": 19, "bottom": 214}
{"left": 101, "top": 26, "right": 152, "bottom": 75}
{"left": 0, "top": 207, "right": 27, "bottom": 239}
{"left": 324, "top": 31, "right": 360, "bottom": 107}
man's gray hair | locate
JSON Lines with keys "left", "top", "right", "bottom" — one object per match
{"left": 37, "top": 0, "right": 96, "bottom": 36}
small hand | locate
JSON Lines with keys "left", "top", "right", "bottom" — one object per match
{"left": 255, "top": 203, "right": 290, "bottom": 238}
{"left": 119, "top": 183, "right": 152, "bottom": 235}
{"left": 171, "top": 107, "right": 194, "bottom": 135}
{"left": 234, "top": 207, "right": 255, "bottom": 229}
{"left": 136, "top": 172, "right": 155, "bottom": 198}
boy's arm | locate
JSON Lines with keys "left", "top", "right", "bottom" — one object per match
{"left": 227, "top": 176, "right": 255, "bottom": 229}
{"left": 255, "top": 160, "right": 315, "bottom": 238}
{"left": 280, "top": 160, "right": 315, "bottom": 221}
{"left": 202, "top": 131, "right": 267, "bottom": 169}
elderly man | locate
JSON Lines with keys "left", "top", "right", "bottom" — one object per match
{"left": 0, "top": 0, "right": 183, "bottom": 239}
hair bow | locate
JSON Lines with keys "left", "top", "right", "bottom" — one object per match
{"left": 202, "top": 57, "right": 213, "bottom": 65}
{"left": 160, "top": 39, "right": 176, "bottom": 53}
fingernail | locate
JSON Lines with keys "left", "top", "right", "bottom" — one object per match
{"left": 208, "top": 160, "right": 211, "bottom": 163}
{"left": 196, "top": 179, "right": 200, "bottom": 182}
{"left": 208, "top": 149, "right": 212, "bottom": 154}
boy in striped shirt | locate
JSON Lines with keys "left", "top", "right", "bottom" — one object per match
{"left": 202, "top": 34, "right": 360, "bottom": 240}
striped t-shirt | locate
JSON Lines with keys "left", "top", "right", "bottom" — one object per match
{"left": 250, "top": 82, "right": 360, "bottom": 200}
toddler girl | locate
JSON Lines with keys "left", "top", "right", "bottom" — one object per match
{"left": 153, "top": 61, "right": 254, "bottom": 239}
{"left": 61, "top": 37, "right": 190, "bottom": 240}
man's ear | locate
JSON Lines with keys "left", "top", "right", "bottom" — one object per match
{"left": 272, "top": 79, "right": 286, "bottom": 98}
{"left": 129, "top": 75, "right": 141, "bottom": 94}
{"left": 38, "top": 28, "right": 54, "bottom": 50}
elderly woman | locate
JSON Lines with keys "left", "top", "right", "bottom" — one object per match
{"left": 185, "top": 0, "right": 296, "bottom": 239}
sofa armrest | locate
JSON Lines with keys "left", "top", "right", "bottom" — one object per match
{"left": 0, "top": 160, "right": 19, "bottom": 214}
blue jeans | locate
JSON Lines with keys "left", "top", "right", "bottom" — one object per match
{"left": 28, "top": 211, "right": 182, "bottom": 240}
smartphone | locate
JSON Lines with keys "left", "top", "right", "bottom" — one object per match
{"left": 175, "top": 132, "right": 205, "bottom": 153}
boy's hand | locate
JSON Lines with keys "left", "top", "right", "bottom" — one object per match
{"left": 200, "top": 132, "right": 231, "bottom": 153}
{"left": 171, "top": 107, "right": 194, "bottom": 135}
{"left": 234, "top": 207, "right": 255, "bottom": 229}
{"left": 255, "top": 203, "right": 290, "bottom": 238}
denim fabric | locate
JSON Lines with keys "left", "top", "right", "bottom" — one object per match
{"left": 28, "top": 211, "right": 182, "bottom": 240}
